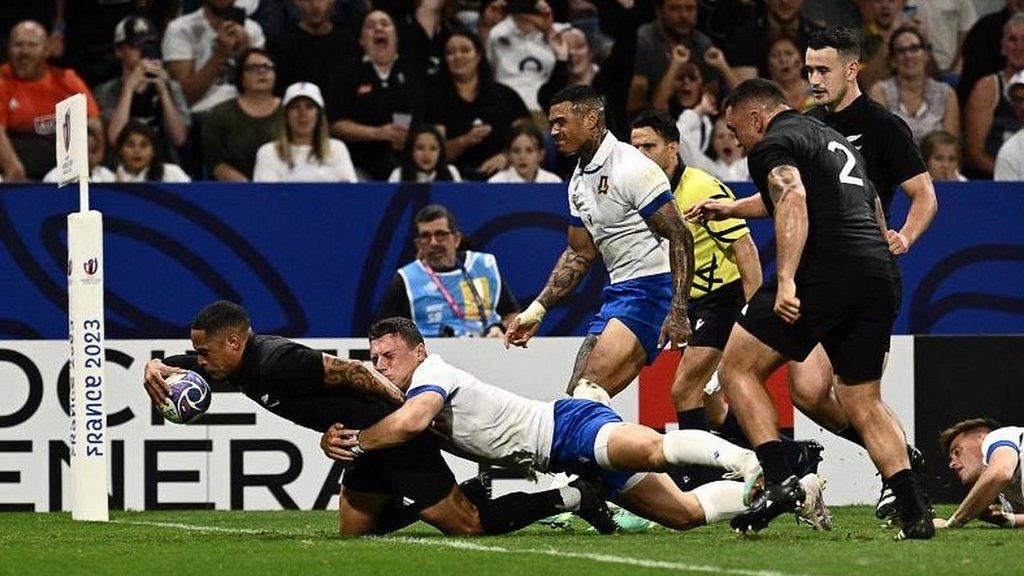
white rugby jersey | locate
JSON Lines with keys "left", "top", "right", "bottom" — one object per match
{"left": 406, "top": 354, "right": 554, "bottom": 474}
{"left": 567, "top": 131, "right": 674, "bottom": 284}
{"left": 982, "top": 426, "right": 1024, "bottom": 510}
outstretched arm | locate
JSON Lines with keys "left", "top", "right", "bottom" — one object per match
{"left": 942, "top": 448, "right": 1020, "bottom": 528}
{"left": 685, "top": 193, "right": 768, "bottom": 221}
{"left": 645, "top": 200, "right": 694, "bottom": 347}
{"left": 504, "top": 226, "right": 597, "bottom": 348}
{"left": 768, "top": 166, "right": 807, "bottom": 324}
{"left": 322, "top": 354, "right": 405, "bottom": 407}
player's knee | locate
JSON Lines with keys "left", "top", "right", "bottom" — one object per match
{"left": 643, "top": 436, "right": 668, "bottom": 469}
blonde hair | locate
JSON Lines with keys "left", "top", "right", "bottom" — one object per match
{"left": 276, "top": 100, "right": 331, "bottom": 169}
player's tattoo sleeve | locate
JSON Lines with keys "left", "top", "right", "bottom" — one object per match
{"left": 646, "top": 201, "right": 694, "bottom": 311}
{"left": 768, "top": 165, "right": 808, "bottom": 281}
{"left": 536, "top": 227, "right": 597, "bottom": 309}
{"left": 322, "top": 354, "right": 404, "bottom": 407}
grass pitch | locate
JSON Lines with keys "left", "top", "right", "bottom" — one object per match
{"left": 0, "top": 506, "right": 1005, "bottom": 576}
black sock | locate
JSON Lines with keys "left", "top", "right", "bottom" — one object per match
{"left": 477, "top": 490, "right": 563, "bottom": 535}
{"left": 755, "top": 440, "right": 794, "bottom": 485}
{"left": 835, "top": 425, "right": 867, "bottom": 448}
{"left": 887, "top": 468, "right": 925, "bottom": 522}
{"left": 716, "top": 410, "right": 751, "bottom": 447}
{"left": 677, "top": 408, "right": 709, "bottom": 431}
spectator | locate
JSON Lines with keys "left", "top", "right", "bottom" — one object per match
{"left": 488, "top": 119, "right": 561, "bottom": 182}
{"left": 859, "top": 0, "right": 922, "bottom": 90}
{"left": 0, "top": 21, "right": 102, "bottom": 182}
{"left": 480, "top": 0, "right": 562, "bottom": 112}
{"left": 652, "top": 53, "right": 716, "bottom": 158}
{"left": 802, "top": 0, "right": 861, "bottom": 28}
{"left": 964, "top": 13, "right": 1024, "bottom": 178}
{"left": 707, "top": 116, "right": 749, "bottom": 181}
{"left": 869, "top": 25, "right": 961, "bottom": 143}
{"left": 112, "top": 120, "right": 192, "bottom": 182}
{"left": 163, "top": 0, "right": 266, "bottom": 113}
{"left": 254, "top": 81, "right": 357, "bottom": 182}
{"left": 374, "top": 204, "right": 520, "bottom": 337}
{"left": 388, "top": 124, "right": 463, "bottom": 182}
{"left": 994, "top": 70, "right": 1024, "bottom": 179}
{"left": 768, "top": 35, "right": 812, "bottom": 111}
{"left": 94, "top": 16, "right": 191, "bottom": 160}
{"left": 725, "top": 0, "right": 822, "bottom": 82}
{"left": 959, "top": 0, "right": 1023, "bottom": 104}
{"left": 397, "top": 0, "right": 460, "bottom": 83}
{"left": 327, "top": 9, "right": 421, "bottom": 181}
{"left": 43, "top": 120, "right": 116, "bottom": 183}
{"left": 266, "top": 0, "right": 355, "bottom": 96}
{"left": 920, "top": 129, "right": 968, "bottom": 181}
{"left": 626, "top": 0, "right": 715, "bottom": 116}
{"left": 537, "top": 27, "right": 597, "bottom": 112}
{"left": 917, "top": 0, "right": 977, "bottom": 77}
{"left": 202, "top": 47, "right": 281, "bottom": 180}
{"left": 425, "top": 29, "right": 530, "bottom": 180}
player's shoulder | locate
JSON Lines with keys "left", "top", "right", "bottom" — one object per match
{"left": 679, "top": 166, "right": 729, "bottom": 199}
{"left": 983, "top": 426, "right": 1024, "bottom": 448}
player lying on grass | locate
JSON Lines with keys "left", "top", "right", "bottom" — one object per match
{"left": 321, "top": 317, "right": 832, "bottom": 532}
{"left": 141, "top": 300, "right": 620, "bottom": 536}
{"left": 935, "top": 418, "right": 1024, "bottom": 529}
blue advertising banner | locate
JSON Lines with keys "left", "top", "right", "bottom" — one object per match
{"left": 1, "top": 181, "right": 1021, "bottom": 339}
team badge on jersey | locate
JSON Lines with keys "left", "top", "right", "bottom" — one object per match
{"left": 598, "top": 175, "right": 609, "bottom": 194}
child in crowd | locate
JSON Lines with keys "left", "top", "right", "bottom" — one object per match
{"left": 389, "top": 125, "right": 462, "bottom": 183}
{"left": 113, "top": 121, "right": 191, "bottom": 182}
{"left": 488, "top": 121, "right": 561, "bottom": 183}
{"left": 920, "top": 130, "right": 968, "bottom": 182}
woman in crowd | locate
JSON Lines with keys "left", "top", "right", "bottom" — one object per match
{"left": 254, "top": 82, "right": 357, "bottom": 182}
{"left": 424, "top": 29, "right": 530, "bottom": 180}
{"left": 488, "top": 120, "right": 560, "bottom": 183}
{"left": 388, "top": 124, "right": 462, "bottom": 183}
{"left": 920, "top": 130, "right": 968, "bottom": 182}
{"left": 767, "top": 35, "right": 811, "bottom": 112}
{"left": 869, "top": 26, "right": 959, "bottom": 144}
{"left": 537, "top": 27, "right": 598, "bottom": 112}
{"left": 114, "top": 121, "right": 191, "bottom": 182}
{"left": 398, "top": 0, "right": 461, "bottom": 82}
{"left": 963, "top": 13, "right": 1024, "bottom": 178}
{"left": 202, "top": 48, "right": 282, "bottom": 181}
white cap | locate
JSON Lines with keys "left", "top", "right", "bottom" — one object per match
{"left": 1008, "top": 70, "right": 1024, "bottom": 97}
{"left": 283, "top": 82, "right": 325, "bottom": 108}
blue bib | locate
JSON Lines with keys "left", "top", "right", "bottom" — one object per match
{"left": 398, "top": 251, "right": 503, "bottom": 336}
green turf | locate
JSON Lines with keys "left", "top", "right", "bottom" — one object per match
{"left": 0, "top": 506, "right": 1004, "bottom": 576}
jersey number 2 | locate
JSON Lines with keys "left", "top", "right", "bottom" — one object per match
{"left": 827, "top": 141, "right": 865, "bottom": 187}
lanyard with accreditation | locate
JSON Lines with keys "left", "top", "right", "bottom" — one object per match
{"left": 421, "top": 259, "right": 490, "bottom": 335}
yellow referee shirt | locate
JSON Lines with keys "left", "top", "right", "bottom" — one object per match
{"left": 671, "top": 165, "right": 751, "bottom": 300}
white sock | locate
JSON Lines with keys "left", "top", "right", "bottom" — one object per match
{"left": 556, "top": 485, "right": 582, "bottom": 511}
{"left": 662, "top": 429, "right": 758, "bottom": 476}
{"left": 691, "top": 481, "right": 747, "bottom": 524}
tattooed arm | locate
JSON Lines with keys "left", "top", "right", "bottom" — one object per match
{"left": 768, "top": 165, "right": 807, "bottom": 324}
{"left": 322, "top": 354, "right": 405, "bottom": 408}
{"left": 645, "top": 200, "right": 695, "bottom": 347}
{"left": 503, "top": 226, "right": 597, "bottom": 348}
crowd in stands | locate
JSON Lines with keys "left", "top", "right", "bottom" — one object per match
{"left": 1, "top": 0, "right": 1022, "bottom": 184}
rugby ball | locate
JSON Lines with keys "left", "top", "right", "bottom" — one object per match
{"left": 158, "top": 371, "right": 211, "bottom": 424}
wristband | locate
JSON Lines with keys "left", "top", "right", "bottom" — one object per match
{"left": 517, "top": 301, "right": 547, "bottom": 325}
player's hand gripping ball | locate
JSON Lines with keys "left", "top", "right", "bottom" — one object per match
{"left": 158, "top": 371, "right": 211, "bottom": 424}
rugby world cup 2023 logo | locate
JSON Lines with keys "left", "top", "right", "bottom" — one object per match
{"left": 83, "top": 258, "right": 98, "bottom": 275}
{"left": 63, "top": 109, "right": 71, "bottom": 154}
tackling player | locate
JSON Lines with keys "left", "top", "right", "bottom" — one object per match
{"left": 322, "top": 317, "right": 833, "bottom": 532}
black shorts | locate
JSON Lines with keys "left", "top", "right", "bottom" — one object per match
{"left": 687, "top": 280, "right": 746, "bottom": 350}
{"left": 341, "top": 434, "right": 455, "bottom": 512}
{"left": 737, "top": 275, "right": 899, "bottom": 382}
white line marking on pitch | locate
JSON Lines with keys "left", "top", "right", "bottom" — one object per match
{"left": 111, "top": 520, "right": 824, "bottom": 576}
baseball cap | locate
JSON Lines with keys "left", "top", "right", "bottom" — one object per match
{"left": 113, "top": 16, "right": 157, "bottom": 46}
{"left": 283, "top": 82, "right": 325, "bottom": 108}
{"left": 1008, "top": 70, "right": 1024, "bottom": 98}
